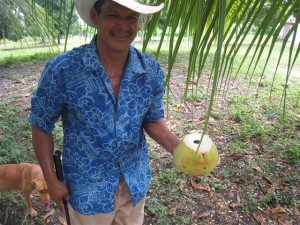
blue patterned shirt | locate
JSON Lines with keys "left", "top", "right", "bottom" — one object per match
{"left": 29, "top": 36, "right": 165, "bottom": 215}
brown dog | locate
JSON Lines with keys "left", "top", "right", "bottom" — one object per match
{"left": 0, "top": 163, "right": 51, "bottom": 217}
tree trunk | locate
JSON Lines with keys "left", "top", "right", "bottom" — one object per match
{"left": 1, "top": 27, "right": 6, "bottom": 49}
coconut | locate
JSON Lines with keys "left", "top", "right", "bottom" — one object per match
{"left": 173, "top": 133, "right": 219, "bottom": 175}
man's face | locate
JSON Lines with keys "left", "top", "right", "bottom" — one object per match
{"left": 92, "top": 0, "right": 139, "bottom": 54}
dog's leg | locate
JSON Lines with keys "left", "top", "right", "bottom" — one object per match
{"left": 23, "top": 191, "right": 38, "bottom": 217}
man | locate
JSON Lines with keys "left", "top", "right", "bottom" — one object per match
{"left": 29, "top": 0, "right": 180, "bottom": 224}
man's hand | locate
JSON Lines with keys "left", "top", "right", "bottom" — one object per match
{"left": 48, "top": 179, "right": 69, "bottom": 212}
{"left": 31, "top": 126, "right": 69, "bottom": 212}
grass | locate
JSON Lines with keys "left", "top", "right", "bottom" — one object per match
{"left": 0, "top": 38, "right": 300, "bottom": 224}
{"left": 0, "top": 51, "right": 58, "bottom": 67}
{"left": 0, "top": 191, "right": 45, "bottom": 225}
{"left": 0, "top": 99, "right": 33, "bottom": 164}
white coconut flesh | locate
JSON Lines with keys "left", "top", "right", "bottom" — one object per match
{"left": 173, "top": 133, "right": 219, "bottom": 175}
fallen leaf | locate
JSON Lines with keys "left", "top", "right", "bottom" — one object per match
{"left": 158, "top": 151, "right": 169, "bottom": 158}
{"left": 184, "top": 102, "right": 192, "bottom": 112}
{"left": 268, "top": 207, "right": 287, "bottom": 219}
{"left": 176, "top": 103, "right": 185, "bottom": 108}
{"left": 229, "top": 203, "right": 239, "bottom": 209}
{"left": 192, "top": 101, "right": 202, "bottom": 106}
{"left": 228, "top": 153, "right": 244, "bottom": 160}
{"left": 59, "top": 216, "right": 67, "bottom": 225}
{"left": 253, "top": 165, "right": 263, "bottom": 173}
{"left": 217, "top": 135, "right": 225, "bottom": 140}
{"left": 278, "top": 217, "right": 291, "bottom": 225}
{"left": 234, "top": 177, "right": 245, "bottom": 184}
{"left": 266, "top": 185, "right": 276, "bottom": 194}
{"left": 179, "top": 180, "right": 185, "bottom": 191}
{"left": 237, "top": 192, "right": 241, "bottom": 206}
{"left": 263, "top": 176, "right": 273, "bottom": 185}
{"left": 43, "top": 208, "right": 55, "bottom": 220}
{"left": 196, "top": 211, "right": 210, "bottom": 219}
{"left": 293, "top": 205, "right": 300, "bottom": 216}
{"left": 251, "top": 211, "right": 266, "bottom": 225}
{"left": 190, "top": 179, "right": 211, "bottom": 192}
{"left": 211, "top": 127, "right": 218, "bottom": 132}
{"left": 168, "top": 207, "right": 177, "bottom": 215}
{"left": 216, "top": 197, "right": 228, "bottom": 210}
{"left": 282, "top": 186, "right": 291, "bottom": 194}
{"left": 208, "top": 117, "right": 217, "bottom": 125}
{"left": 270, "top": 206, "right": 286, "bottom": 215}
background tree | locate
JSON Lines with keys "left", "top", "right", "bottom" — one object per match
{"left": 35, "top": 0, "right": 77, "bottom": 45}
{"left": 0, "top": 0, "right": 56, "bottom": 46}
{"left": 0, "top": 1, "right": 25, "bottom": 47}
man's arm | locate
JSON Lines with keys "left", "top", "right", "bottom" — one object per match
{"left": 31, "top": 125, "right": 68, "bottom": 211}
{"left": 143, "top": 118, "right": 180, "bottom": 154}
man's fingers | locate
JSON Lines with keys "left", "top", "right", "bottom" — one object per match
{"left": 56, "top": 199, "right": 65, "bottom": 212}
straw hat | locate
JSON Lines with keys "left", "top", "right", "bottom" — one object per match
{"left": 74, "top": 0, "right": 164, "bottom": 27}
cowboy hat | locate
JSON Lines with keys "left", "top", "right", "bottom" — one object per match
{"left": 74, "top": 0, "right": 165, "bottom": 27}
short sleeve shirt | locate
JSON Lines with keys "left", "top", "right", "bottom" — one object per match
{"left": 29, "top": 36, "right": 165, "bottom": 215}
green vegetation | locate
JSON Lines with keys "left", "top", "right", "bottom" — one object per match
{"left": 0, "top": 50, "right": 58, "bottom": 67}
{"left": 0, "top": 43, "right": 299, "bottom": 224}
{"left": 0, "top": 192, "right": 45, "bottom": 225}
{"left": 0, "top": 99, "right": 32, "bottom": 164}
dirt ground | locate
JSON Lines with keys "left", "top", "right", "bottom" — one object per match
{"left": 0, "top": 59, "right": 299, "bottom": 225}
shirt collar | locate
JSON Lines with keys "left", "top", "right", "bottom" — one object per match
{"left": 127, "top": 46, "right": 146, "bottom": 75}
{"left": 83, "top": 36, "right": 146, "bottom": 75}
{"left": 82, "top": 36, "right": 102, "bottom": 72}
